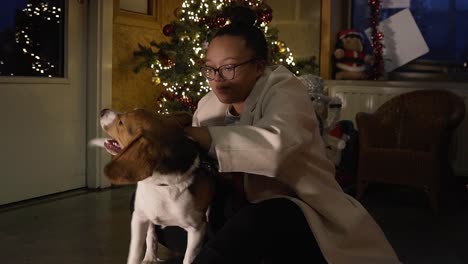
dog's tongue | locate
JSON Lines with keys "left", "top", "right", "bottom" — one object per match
{"left": 104, "top": 139, "right": 122, "bottom": 155}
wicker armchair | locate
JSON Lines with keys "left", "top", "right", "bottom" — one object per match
{"left": 355, "top": 89, "right": 465, "bottom": 211}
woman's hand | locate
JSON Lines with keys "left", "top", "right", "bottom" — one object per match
{"left": 184, "top": 127, "right": 212, "bottom": 151}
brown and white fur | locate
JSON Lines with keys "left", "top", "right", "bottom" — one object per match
{"left": 90, "top": 108, "right": 215, "bottom": 264}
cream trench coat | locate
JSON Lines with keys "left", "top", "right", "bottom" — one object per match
{"left": 192, "top": 65, "right": 400, "bottom": 264}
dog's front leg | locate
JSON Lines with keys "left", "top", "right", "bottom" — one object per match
{"left": 183, "top": 223, "right": 207, "bottom": 264}
{"left": 142, "top": 224, "right": 158, "bottom": 264}
{"left": 127, "top": 213, "right": 150, "bottom": 264}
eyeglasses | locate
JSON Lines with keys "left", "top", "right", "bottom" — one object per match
{"left": 200, "top": 58, "right": 257, "bottom": 81}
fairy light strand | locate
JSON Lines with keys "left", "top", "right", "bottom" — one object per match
{"left": 15, "top": 2, "right": 62, "bottom": 77}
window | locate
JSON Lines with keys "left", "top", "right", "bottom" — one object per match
{"left": 0, "top": 0, "right": 65, "bottom": 77}
{"left": 352, "top": 0, "right": 468, "bottom": 81}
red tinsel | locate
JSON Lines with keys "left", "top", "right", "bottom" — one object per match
{"left": 367, "top": 0, "right": 384, "bottom": 80}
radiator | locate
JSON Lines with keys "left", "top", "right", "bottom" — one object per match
{"left": 326, "top": 81, "right": 468, "bottom": 177}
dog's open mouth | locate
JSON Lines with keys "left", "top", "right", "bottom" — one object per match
{"left": 104, "top": 139, "right": 122, "bottom": 155}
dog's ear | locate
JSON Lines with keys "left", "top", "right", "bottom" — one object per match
{"left": 104, "top": 137, "right": 155, "bottom": 185}
{"left": 167, "top": 111, "right": 193, "bottom": 128}
{"left": 156, "top": 135, "right": 199, "bottom": 175}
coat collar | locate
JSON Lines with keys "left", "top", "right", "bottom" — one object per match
{"left": 243, "top": 65, "right": 277, "bottom": 113}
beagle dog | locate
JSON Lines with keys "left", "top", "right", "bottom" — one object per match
{"left": 91, "top": 108, "right": 215, "bottom": 264}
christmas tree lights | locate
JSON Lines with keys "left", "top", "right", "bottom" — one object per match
{"left": 134, "top": 0, "right": 317, "bottom": 113}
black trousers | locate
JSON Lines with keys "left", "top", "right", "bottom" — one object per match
{"left": 131, "top": 192, "right": 326, "bottom": 263}
{"left": 193, "top": 198, "right": 327, "bottom": 264}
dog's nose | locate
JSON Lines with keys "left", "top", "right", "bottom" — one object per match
{"left": 100, "top": 108, "right": 109, "bottom": 117}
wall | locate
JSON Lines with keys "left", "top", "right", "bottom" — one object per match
{"left": 267, "top": 0, "right": 321, "bottom": 60}
{"left": 112, "top": 0, "right": 182, "bottom": 111}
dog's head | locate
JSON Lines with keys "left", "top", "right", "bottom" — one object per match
{"left": 99, "top": 108, "right": 195, "bottom": 185}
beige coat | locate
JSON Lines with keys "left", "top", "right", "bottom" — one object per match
{"left": 192, "top": 65, "right": 400, "bottom": 263}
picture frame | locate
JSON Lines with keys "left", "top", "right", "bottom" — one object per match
{"left": 114, "top": 0, "right": 159, "bottom": 29}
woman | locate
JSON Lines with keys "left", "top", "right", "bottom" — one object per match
{"left": 185, "top": 6, "right": 400, "bottom": 264}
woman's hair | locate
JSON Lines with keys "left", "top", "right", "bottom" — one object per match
{"left": 213, "top": 6, "right": 269, "bottom": 62}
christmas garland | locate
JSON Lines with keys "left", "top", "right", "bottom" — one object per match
{"left": 367, "top": 0, "right": 384, "bottom": 80}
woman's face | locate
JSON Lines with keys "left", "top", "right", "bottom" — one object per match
{"left": 205, "top": 35, "right": 264, "bottom": 105}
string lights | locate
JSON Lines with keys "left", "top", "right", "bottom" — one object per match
{"left": 15, "top": 2, "right": 62, "bottom": 77}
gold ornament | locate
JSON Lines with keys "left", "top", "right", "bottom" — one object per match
{"left": 152, "top": 76, "right": 161, "bottom": 85}
{"left": 180, "top": 35, "right": 191, "bottom": 42}
{"left": 173, "top": 7, "right": 183, "bottom": 19}
{"left": 277, "top": 41, "right": 286, "bottom": 53}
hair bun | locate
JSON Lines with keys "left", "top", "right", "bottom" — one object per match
{"left": 226, "top": 5, "right": 257, "bottom": 26}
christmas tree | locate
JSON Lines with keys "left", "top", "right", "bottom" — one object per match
{"left": 134, "top": 0, "right": 318, "bottom": 113}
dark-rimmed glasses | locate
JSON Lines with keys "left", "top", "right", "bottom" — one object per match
{"left": 200, "top": 58, "right": 257, "bottom": 81}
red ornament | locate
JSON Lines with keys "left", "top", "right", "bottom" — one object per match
{"left": 205, "top": 17, "right": 216, "bottom": 28}
{"left": 163, "top": 24, "right": 175, "bottom": 37}
{"left": 259, "top": 12, "right": 272, "bottom": 24}
{"left": 198, "top": 16, "right": 206, "bottom": 25}
{"left": 164, "top": 58, "right": 174, "bottom": 67}
{"left": 215, "top": 16, "right": 227, "bottom": 28}
{"left": 157, "top": 51, "right": 174, "bottom": 67}
{"left": 160, "top": 91, "right": 175, "bottom": 101}
{"left": 255, "top": 3, "right": 273, "bottom": 25}
{"left": 157, "top": 51, "right": 168, "bottom": 62}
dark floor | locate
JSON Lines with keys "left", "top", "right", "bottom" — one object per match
{"left": 0, "top": 184, "right": 467, "bottom": 264}
{"left": 359, "top": 184, "right": 468, "bottom": 264}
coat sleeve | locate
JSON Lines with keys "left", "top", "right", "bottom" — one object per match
{"left": 207, "top": 69, "right": 330, "bottom": 177}
{"left": 192, "top": 92, "right": 227, "bottom": 127}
